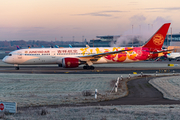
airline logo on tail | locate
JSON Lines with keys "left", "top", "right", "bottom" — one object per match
{"left": 153, "top": 34, "right": 164, "bottom": 46}
{"left": 143, "top": 23, "right": 171, "bottom": 51}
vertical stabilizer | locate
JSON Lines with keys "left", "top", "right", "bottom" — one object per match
{"left": 17, "top": 46, "right": 20, "bottom": 50}
{"left": 143, "top": 23, "right": 171, "bottom": 51}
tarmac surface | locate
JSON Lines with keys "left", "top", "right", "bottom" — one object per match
{"left": 83, "top": 76, "right": 180, "bottom": 106}
{"left": 1, "top": 60, "right": 180, "bottom": 74}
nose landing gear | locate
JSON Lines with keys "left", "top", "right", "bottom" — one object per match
{"left": 14, "top": 64, "right": 19, "bottom": 70}
{"left": 15, "top": 67, "right": 19, "bottom": 70}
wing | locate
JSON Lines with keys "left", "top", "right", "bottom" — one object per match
{"left": 78, "top": 48, "right": 133, "bottom": 62}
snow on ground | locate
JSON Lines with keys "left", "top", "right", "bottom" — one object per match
{"left": 149, "top": 76, "right": 180, "bottom": 100}
{"left": 3, "top": 105, "right": 180, "bottom": 120}
{"left": 0, "top": 73, "right": 134, "bottom": 107}
{"left": 1, "top": 73, "right": 180, "bottom": 119}
{"left": 1, "top": 73, "right": 179, "bottom": 107}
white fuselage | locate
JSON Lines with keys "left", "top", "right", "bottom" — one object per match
{"left": 167, "top": 52, "right": 180, "bottom": 59}
{"left": 2, "top": 47, "right": 143, "bottom": 65}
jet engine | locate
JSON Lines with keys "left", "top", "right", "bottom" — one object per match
{"left": 62, "top": 58, "right": 81, "bottom": 68}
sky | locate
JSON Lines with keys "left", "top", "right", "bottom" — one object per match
{"left": 1, "top": 0, "right": 180, "bottom": 42}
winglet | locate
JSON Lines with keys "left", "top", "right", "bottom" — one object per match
{"left": 143, "top": 23, "right": 171, "bottom": 51}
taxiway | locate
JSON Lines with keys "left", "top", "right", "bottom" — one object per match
{"left": 0, "top": 60, "right": 180, "bottom": 74}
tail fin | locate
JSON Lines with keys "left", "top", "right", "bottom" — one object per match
{"left": 69, "top": 44, "right": 72, "bottom": 48}
{"left": 143, "top": 23, "right": 171, "bottom": 51}
{"left": 17, "top": 46, "right": 20, "bottom": 50}
{"left": 55, "top": 45, "right": 59, "bottom": 48}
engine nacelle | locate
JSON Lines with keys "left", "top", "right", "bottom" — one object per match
{"left": 62, "top": 58, "right": 80, "bottom": 68}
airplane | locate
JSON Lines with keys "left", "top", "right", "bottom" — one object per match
{"left": 2, "top": 23, "right": 171, "bottom": 70}
{"left": 152, "top": 49, "right": 173, "bottom": 61}
{"left": 5, "top": 46, "right": 20, "bottom": 54}
{"left": 167, "top": 52, "right": 180, "bottom": 61}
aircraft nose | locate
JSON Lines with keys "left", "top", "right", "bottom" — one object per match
{"left": 2, "top": 56, "right": 7, "bottom": 63}
{"left": 2, "top": 56, "right": 11, "bottom": 63}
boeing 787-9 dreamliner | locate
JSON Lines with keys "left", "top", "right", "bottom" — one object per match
{"left": 3, "top": 23, "right": 171, "bottom": 70}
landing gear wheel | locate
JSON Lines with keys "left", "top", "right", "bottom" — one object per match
{"left": 90, "top": 66, "right": 95, "bottom": 70}
{"left": 83, "top": 65, "right": 95, "bottom": 70}
{"left": 83, "top": 66, "right": 87, "bottom": 69}
{"left": 58, "top": 64, "right": 62, "bottom": 67}
{"left": 15, "top": 67, "right": 19, "bottom": 70}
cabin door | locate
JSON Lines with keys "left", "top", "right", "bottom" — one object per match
{"left": 51, "top": 51, "right": 56, "bottom": 58}
{"left": 17, "top": 52, "right": 22, "bottom": 59}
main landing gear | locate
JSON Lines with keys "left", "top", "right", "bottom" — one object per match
{"left": 83, "top": 65, "right": 95, "bottom": 70}
{"left": 15, "top": 66, "right": 19, "bottom": 70}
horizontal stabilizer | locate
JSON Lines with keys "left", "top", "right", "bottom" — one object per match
{"left": 151, "top": 49, "right": 174, "bottom": 54}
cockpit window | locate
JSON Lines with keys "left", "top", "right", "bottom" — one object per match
{"left": 8, "top": 54, "right": 12, "bottom": 56}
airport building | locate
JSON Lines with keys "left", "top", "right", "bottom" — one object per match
{"left": 88, "top": 35, "right": 120, "bottom": 47}
{"left": 88, "top": 35, "right": 144, "bottom": 47}
{"left": 164, "top": 33, "right": 180, "bottom": 52}
{"left": 165, "top": 34, "right": 180, "bottom": 46}
{"left": 87, "top": 34, "right": 180, "bottom": 48}
{"left": 67, "top": 33, "right": 180, "bottom": 48}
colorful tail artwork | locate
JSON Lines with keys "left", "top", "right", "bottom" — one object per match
{"left": 143, "top": 23, "right": 171, "bottom": 51}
